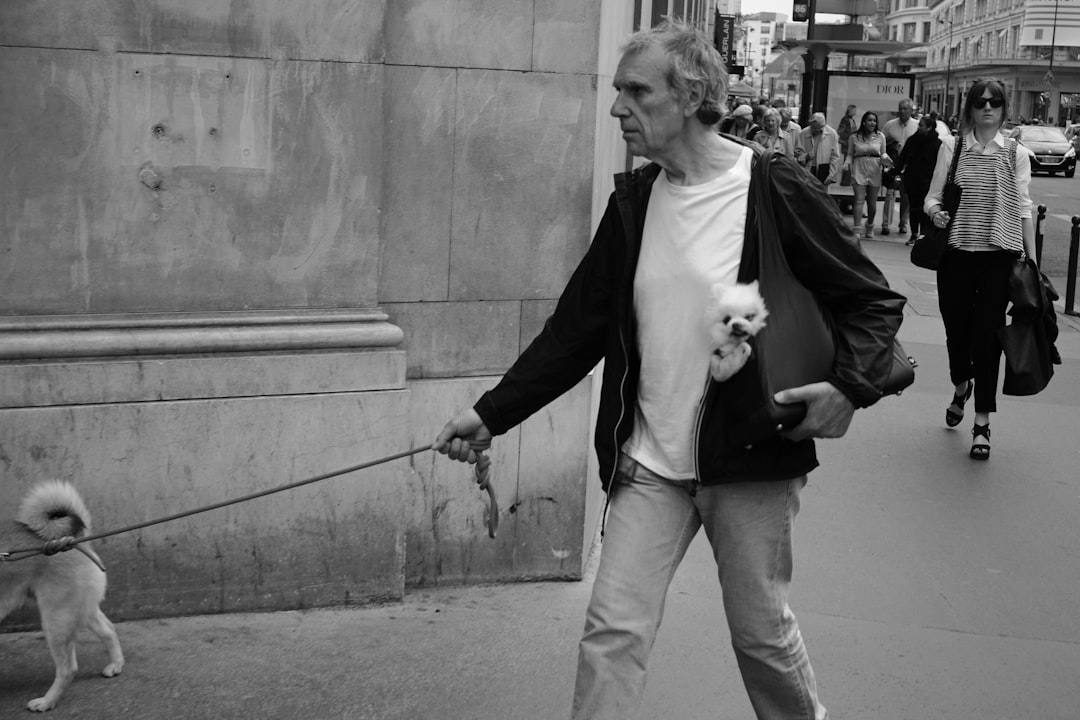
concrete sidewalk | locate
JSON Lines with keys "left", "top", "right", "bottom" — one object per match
{"left": 3, "top": 239, "right": 1079, "bottom": 720}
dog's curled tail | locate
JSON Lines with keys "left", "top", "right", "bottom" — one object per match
{"left": 17, "top": 481, "right": 93, "bottom": 541}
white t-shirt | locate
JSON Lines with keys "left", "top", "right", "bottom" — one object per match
{"left": 883, "top": 116, "right": 918, "bottom": 151}
{"left": 622, "top": 147, "right": 753, "bottom": 480}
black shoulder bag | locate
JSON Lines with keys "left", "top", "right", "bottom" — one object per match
{"left": 910, "top": 136, "right": 963, "bottom": 270}
{"left": 721, "top": 150, "right": 916, "bottom": 448}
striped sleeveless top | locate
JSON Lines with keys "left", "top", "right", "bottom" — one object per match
{"left": 949, "top": 139, "right": 1024, "bottom": 253}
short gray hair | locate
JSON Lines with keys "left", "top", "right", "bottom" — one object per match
{"left": 622, "top": 19, "right": 728, "bottom": 125}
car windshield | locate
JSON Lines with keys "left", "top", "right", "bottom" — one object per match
{"left": 1019, "top": 127, "right": 1067, "bottom": 142}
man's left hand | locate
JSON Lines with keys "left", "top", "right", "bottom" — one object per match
{"left": 774, "top": 382, "right": 855, "bottom": 442}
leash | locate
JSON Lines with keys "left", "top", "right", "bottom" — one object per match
{"left": 0, "top": 446, "right": 499, "bottom": 569}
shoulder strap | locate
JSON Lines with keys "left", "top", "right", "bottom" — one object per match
{"left": 947, "top": 135, "right": 963, "bottom": 182}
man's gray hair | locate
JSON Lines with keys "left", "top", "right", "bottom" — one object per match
{"left": 621, "top": 19, "right": 728, "bottom": 125}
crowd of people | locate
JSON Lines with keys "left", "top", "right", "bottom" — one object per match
{"left": 721, "top": 97, "right": 978, "bottom": 247}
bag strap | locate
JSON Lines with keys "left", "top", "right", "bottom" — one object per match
{"left": 946, "top": 134, "right": 963, "bottom": 183}
{"left": 748, "top": 148, "right": 792, "bottom": 281}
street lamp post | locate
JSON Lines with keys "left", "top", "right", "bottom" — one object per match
{"left": 939, "top": 16, "right": 954, "bottom": 119}
{"left": 1046, "top": 0, "right": 1060, "bottom": 123}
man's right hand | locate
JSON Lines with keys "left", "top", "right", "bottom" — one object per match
{"left": 433, "top": 408, "right": 493, "bottom": 464}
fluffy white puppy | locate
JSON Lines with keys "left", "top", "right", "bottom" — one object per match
{"left": 704, "top": 281, "right": 769, "bottom": 382}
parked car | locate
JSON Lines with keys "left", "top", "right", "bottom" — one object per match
{"left": 1009, "top": 125, "right": 1077, "bottom": 178}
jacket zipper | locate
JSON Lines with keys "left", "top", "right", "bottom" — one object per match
{"left": 690, "top": 371, "right": 713, "bottom": 498}
{"left": 600, "top": 323, "right": 632, "bottom": 537}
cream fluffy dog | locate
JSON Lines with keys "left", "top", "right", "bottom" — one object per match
{"left": 705, "top": 281, "right": 769, "bottom": 382}
{"left": 0, "top": 481, "right": 124, "bottom": 712}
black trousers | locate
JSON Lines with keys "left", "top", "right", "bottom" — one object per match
{"left": 906, "top": 189, "right": 929, "bottom": 239}
{"left": 936, "top": 248, "right": 1016, "bottom": 413}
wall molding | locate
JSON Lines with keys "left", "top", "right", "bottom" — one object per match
{"left": 0, "top": 309, "right": 403, "bottom": 361}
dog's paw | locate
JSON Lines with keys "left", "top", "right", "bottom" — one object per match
{"left": 27, "top": 696, "right": 56, "bottom": 712}
{"left": 708, "top": 342, "right": 752, "bottom": 382}
{"left": 102, "top": 661, "right": 123, "bottom": 678}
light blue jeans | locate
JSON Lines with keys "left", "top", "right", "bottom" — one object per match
{"left": 571, "top": 454, "right": 827, "bottom": 720}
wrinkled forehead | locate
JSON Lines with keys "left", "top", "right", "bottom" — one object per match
{"left": 615, "top": 45, "right": 671, "bottom": 84}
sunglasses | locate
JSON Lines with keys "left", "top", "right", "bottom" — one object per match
{"left": 973, "top": 96, "right": 1005, "bottom": 110}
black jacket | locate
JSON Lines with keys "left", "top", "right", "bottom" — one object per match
{"left": 475, "top": 142, "right": 906, "bottom": 491}
{"left": 895, "top": 131, "right": 942, "bottom": 199}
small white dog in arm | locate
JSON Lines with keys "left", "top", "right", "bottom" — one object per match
{"left": 704, "top": 281, "right": 769, "bottom": 382}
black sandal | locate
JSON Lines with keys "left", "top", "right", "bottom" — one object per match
{"left": 970, "top": 424, "right": 990, "bottom": 461}
{"left": 946, "top": 381, "right": 973, "bottom": 427}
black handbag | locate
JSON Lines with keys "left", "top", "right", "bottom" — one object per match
{"left": 721, "top": 151, "right": 915, "bottom": 448}
{"left": 910, "top": 136, "right": 963, "bottom": 271}
{"left": 999, "top": 257, "right": 1061, "bottom": 395}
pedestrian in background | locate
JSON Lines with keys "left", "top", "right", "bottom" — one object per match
{"left": 435, "top": 18, "right": 905, "bottom": 719}
{"left": 842, "top": 111, "right": 890, "bottom": 239}
{"left": 795, "top": 112, "right": 842, "bottom": 186}
{"left": 925, "top": 79, "right": 1035, "bottom": 461}
{"left": 882, "top": 99, "right": 919, "bottom": 236}
{"left": 930, "top": 111, "right": 952, "bottom": 140}
{"left": 756, "top": 107, "right": 795, "bottom": 156}
{"left": 837, "top": 104, "right": 857, "bottom": 153}
{"left": 751, "top": 103, "right": 768, "bottom": 133}
{"left": 719, "top": 104, "right": 760, "bottom": 141}
{"left": 893, "top": 115, "right": 941, "bottom": 247}
{"left": 780, "top": 106, "right": 801, "bottom": 135}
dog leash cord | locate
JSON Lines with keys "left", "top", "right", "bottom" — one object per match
{"left": 3, "top": 444, "right": 499, "bottom": 560}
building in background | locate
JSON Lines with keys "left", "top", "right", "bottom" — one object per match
{"left": 882, "top": 0, "right": 932, "bottom": 79}
{"left": 919, "top": 0, "right": 1080, "bottom": 125}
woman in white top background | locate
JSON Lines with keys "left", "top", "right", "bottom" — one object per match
{"left": 925, "top": 79, "right": 1035, "bottom": 461}
{"left": 842, "top": 111, "right": 891, "bottom": 239}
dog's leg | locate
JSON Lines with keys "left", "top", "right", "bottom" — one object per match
{"left": 27, "top": 622, "right": 78, "bottom": 712}
{"left": 86, "top": 608, "right": 124, "bottom": 677}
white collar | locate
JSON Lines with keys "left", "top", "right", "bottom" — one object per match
{"left": 964, "top": 130, "right": 1007, "bottom": 150}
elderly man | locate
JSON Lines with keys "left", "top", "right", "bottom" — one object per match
{"left": 882, "top": 98, "right": 919, "bottom": 236}
{"left": 435, "top": 19, "right": 905, "bottom": 720}
{"left": 795, "top": 113, "right": 843, "bottom": 186}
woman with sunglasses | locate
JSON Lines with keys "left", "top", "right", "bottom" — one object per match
{"left": 924, "top": 79, "right": 1036, "bottom": 461}
{"left": 842, "top": 111, "right": 891, "bottom": 239}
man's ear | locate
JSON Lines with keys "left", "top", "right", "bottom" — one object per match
{"left": 685, "top": 80, "right": 706, "bottom": 118}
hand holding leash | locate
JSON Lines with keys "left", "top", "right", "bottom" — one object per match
{"left": 434, "top": 409, "right": 499, "bottom": 538}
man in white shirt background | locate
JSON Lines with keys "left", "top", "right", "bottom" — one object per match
{"left": 881, "top": 98, "right": 918, "bottom": 237}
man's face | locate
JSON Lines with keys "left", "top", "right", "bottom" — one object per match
{"left": 810, "top": 118, "right": 824, "bottom": 135}
{"left": 610, "top": 46, "right": 686, "bottom": 159}
{"left": 734, "top": 114, "right": 750, "bottom": 127}
{"left": 899, "top": 101, "right": 913, "bottom": 122}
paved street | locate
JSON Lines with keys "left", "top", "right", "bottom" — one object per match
{"left": 2, "top": 239, "right": 1079, "bottom": 720}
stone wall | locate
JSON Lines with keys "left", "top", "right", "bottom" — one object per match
{"left": 0, "top": 0, "right": 601, "bottom": 622}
